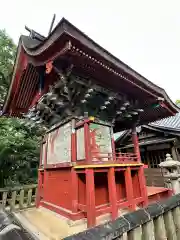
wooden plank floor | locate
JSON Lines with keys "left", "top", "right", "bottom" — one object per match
{"left": 147, "top": 186, "right": 169, "bottom": 196}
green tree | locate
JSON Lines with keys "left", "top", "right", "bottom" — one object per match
{"left": 0, "top": 117, "right": 41, "bottom": 187}
{"left": 0, "top": 29, "right": 16, "bottom": 106}
{"left": 0, "top": 29, "right": 41, "bottom": 187}
{"left": 175, "top": 100, "right": 180, "bottom": 105}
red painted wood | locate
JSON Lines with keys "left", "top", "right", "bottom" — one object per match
{"left": 43, "top": 136, "right": 48, "bottom": 168}
{"left": 71, "top": 119, "right": 77, "bottom": 162}
{"left": 124, "top": 167, "right": 136, "bottom": 210}
{"left": 94, "top": 172, "right": 109, "bottom": 206}
{"left": 115, "top": 171, "right": 127, "bottom": 201}
{"left": 138, "top": 166, "right": 148, "bottom": 207}
{"left": 45, "top": 163, "right": 72, "bottom": 169}
{"left": 40, "top": 201, "right": 85, "bottom": 221}
{"left": 111, "top": 137, "right": 116, "bottom": 161}
{"left": 39, "top": 143, "right": 43, "bottom": 167}
{"left": 71, "top": 168, "right": 78, "bottom": 213}
{"left": 76, "top": 119, "right": 90, "bottom": 129}
{"left": 40, "top": 138, "right": 48, "bottom": 167}
{"left": 36, "top": 121, "right": 149, "bottom": 224}
{"left": 147, "top": 188, "right": 171, "bottom": 204}
{"left": 90, "top": 129, "right": 101, "bottom": 160}
{"left": 132, "top": 126, "right": 141, "bottom": 162}
{"left": 160, "top": 102, "right": 176, "bottom": 116}
{"left": 131, "top": 170, "right": 141, "bottom": 199}
{"left": 111, "top": 127, "right": 116, "bottom": 160}
{"left": 8, "top": 50, "right": 27, "bottom": 114}
{"left": 30, "top": 92, "right": 43, "bottom": 108}
{"left": 85, "top": 169, "right": 96, "bottom": 227}
{"left": 71, "top": 132, "right": 77, "bottom": 162}
{"left": 77, "top": 203, "right": 86, "bottom": 212}
{"left": 96, "top": 206, "right": 111, "bottom": 216}
{"left": 44, "top": 158, "right": 140, "bottom": 170}
{"left": 108, "top": 167, "right": 118, "bottom": 220}
{"left": 84, "top": 123, "right": 91, "bottom": 163}
{"left": 40, "top": 199, "right": 120, "bottom": 221}
{"left": 134, "top": 197, "right": 144, "bottom": 205}
{"left": 117, "top": 200, "right": 130, "bottom": 209}
{"left": 78, "top": 173, "right": 86, "bottom": 206}
{"left": 43, "top": 169, "right": 72, "bottom": 210}
{"left": 36, "top": 170, "right": 43, "bottom": 208}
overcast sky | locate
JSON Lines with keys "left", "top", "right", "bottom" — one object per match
{"left": 0, "top": 0, "right": 179, "bottom": 102}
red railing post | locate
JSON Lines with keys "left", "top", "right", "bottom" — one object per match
{"left": 111, "top": 127, "right": 116, "bottom": 161}
{"left": 132, "top": 125, "right": 141, "bottom": 162}
{"left": 71, "top": 119, "right": 77, "bottom": 163}
{"left": 84, "top": 122, "right": 91, "bottom": 163}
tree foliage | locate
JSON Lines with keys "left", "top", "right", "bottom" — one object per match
{"left": 0, "top": 118, "right": 41, "bottom": 187}
{"left": 0, "top": 29, "right": 41, "bottom": 187}
{"left": 0, "top": 29, "right": 16, "bottom": 106}
{"left": 175, "top": 100, "right": 180, "bottom": 105}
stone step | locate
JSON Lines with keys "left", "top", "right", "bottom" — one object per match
{"left": 15, "top": 207, "right": 87, "bottom": 240}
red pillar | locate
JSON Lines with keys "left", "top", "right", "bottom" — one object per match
{"left": 86, "top": 168, "right": 96, "bottom": 227}
{"left": 108, "top": 167, "right": 118, "bottom": 220}
{"left": 71, "top": 119, "right": 77, "bottom": 163}
{"left": 125, "top": 167, "right": 136, "bottom": 210}
{"left": 84, "top": 122, "right": 91, "bottom": 163}
{"left": 39, "top": 140, "right": 43, "bottom": 167}
{"left": 111, "top": 127, "right": 116, "bottom": 161}
{"left": 43, "top": 136, "right": 48, "bottom": 168}
{"left": 36, "top": 137, "right": 47, "bottom": 208}
{"left": 71, "top": 168, "right": 78, "bottom": 213}
{"left": 132, "top": 125, "right": 141, "bottom": 162}
{"left": 138, "top": 166, "right": 148, "bottom": 206}
{"left": 36, "top": 170, "right": 43, "bottom": 208}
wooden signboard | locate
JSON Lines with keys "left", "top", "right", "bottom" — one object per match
{"left": 47, "top": 122, "right": 71, "bottom": 164}
{"left": 89, "top": 123, "right": 112, "bottom": 161}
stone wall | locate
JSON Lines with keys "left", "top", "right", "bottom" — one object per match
{"left": 65, "top": 194, "right": 180, "bottom": 240}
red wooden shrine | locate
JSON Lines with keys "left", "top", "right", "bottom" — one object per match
{"left": 2, "top": 18, "right": 179, "bottom": 228}
{"left": 36, "top": 118, "right": 148, "bottom": 227}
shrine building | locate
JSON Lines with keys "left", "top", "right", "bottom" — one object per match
{"left": 2, "top": 18, "right": 179, "bottom": 228}
{"left": 115, "top": 110, "right": 180, "bottom": 187}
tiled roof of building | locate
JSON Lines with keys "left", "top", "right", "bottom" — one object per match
{"left": 150, "top": 103, "right": 180, "bottom": 130}
{"left": 114, "top": 104, "right": 180, "bottom": 141}
{"left": 114, "top": 131, "right": 126, "bottom": 141}
{"left": 150, "top": 112, "right": 180, "bottom": 130}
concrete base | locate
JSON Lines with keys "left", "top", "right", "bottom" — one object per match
{"left": 13, "top": 207, "right": 130, "bottom": 240}
{"left": 13, "top": 186, "right": 171, "bottom": 240}
{"left": 14, "top": 207, "right": 86, "bottom": 240}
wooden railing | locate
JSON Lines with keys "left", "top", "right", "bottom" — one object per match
{"left": 115, "top": 152, "right": 138, "bottom": 162}
{"left": 0, "top": 184, "right": 37, "bottom": 211}
{"left": 91, "top": 151, "right": 138, "bottom": 163}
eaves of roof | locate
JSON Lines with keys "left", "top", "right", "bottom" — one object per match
{"left": 119, "top": 137, "right": 176, "bottom": 149}
{"left": 3, "top": 18, "right": 180, "bottom": 119}
{"left": 14, "top": 18, "right": 180, "bottom": 113}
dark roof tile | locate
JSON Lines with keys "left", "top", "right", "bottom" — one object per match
{"left": 150, "top": 112, "right": 180, "bottom": 130}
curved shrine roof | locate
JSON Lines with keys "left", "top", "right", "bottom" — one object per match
{"left": 114, "top": 109, "right": 180, "bottom": 143}
{"left": 3, "top": 18, "right": 179, "bottom": 130}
